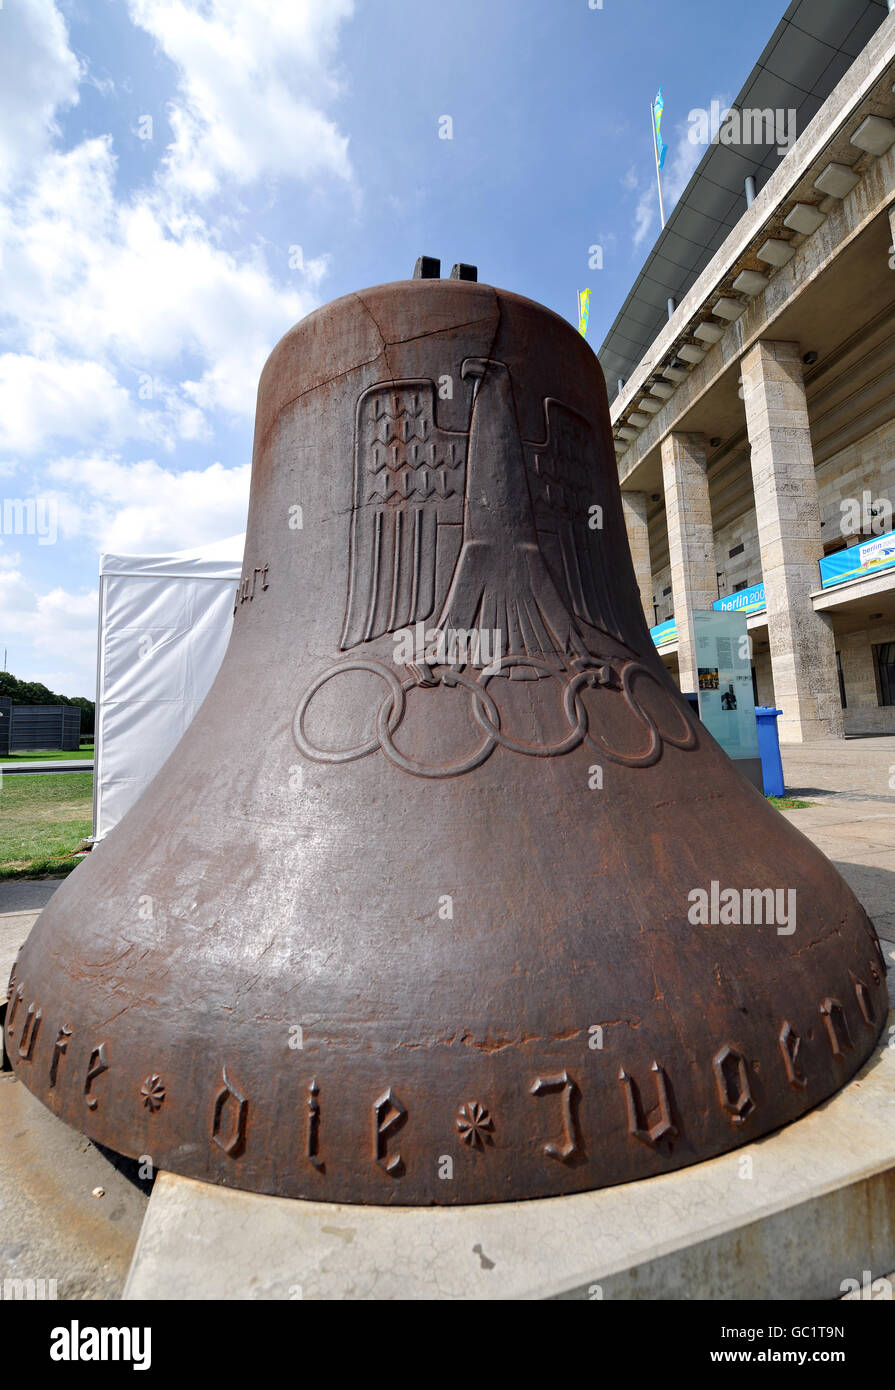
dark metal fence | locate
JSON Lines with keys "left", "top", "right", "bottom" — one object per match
{"left": 1, "top": 703, "right": 81, "bottom": 753}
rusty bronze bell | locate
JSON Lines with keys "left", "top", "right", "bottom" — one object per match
{"left": 5, "top": 261, "right": 887, "bottom": 1205}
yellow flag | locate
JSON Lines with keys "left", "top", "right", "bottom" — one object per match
{"left": 577, "top": 288, "right": 591, "bottom": 338}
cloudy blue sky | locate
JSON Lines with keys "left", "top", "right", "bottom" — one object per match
{"left": 1, "top": 0, "right": 786, "bottom": 697}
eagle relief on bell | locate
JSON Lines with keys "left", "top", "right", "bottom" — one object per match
{"left": 5, "top": 258, "right": 887, "bottom": 1206}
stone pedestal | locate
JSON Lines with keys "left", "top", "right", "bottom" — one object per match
{"left": 124, "top": 1020, "right": 895, "bottom": 1301}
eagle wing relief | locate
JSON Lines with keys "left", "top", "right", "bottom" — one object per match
{"left": 296, "top": 369, "right": 697, "bottom": 777}
{"left": 523, "top": 400, "right": 625, "bottom": 647}
{"left": 340, "top": 380, "right": 468, "bottom": 650}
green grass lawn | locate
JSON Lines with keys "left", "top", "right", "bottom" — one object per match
{"left": 0, "top": 770, "right": 93, "bottom": 878}
{"left": 1, "top": 747, "right": 95, "bottom": 762}
{"left": 768, "top": 795, "right": 814, "bottom": 810}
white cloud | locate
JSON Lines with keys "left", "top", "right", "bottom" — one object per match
{"left": 46, "top": 453, "right": 250, "bottom": 554}
{"left": 632, "top": 186, "right": 658, "bottom": 252}
{"left": 0, "top": 354, "right": 139, "bottom": 454}
{"left": 0, "top": 448, "right": 248, "bottom": 694}
{"left": 0, "top": 0, "right": 357, "bottom": 695}
{"left": 0, "top": 0, "right": 81, "bottom": 192}
{"left": 628, "top": 93, "right": 733, "bottom": 251}
{"left": 127, "top": 0, "right": 355, "bottom": 201}
{"left": 1, "top": 443, "right": 248, "bottom": 689}
{"left": 0, "top": 136, "right": 315, "bottom": 436}
{"left": 0, "top": 552, "right": 36, "bottom": 615}
{"left": 0, "top": 554, "right": 98, "bottom": 694}
{"left": 0, "top": 3, "right": 354, "bottom": 455}
{"left": 0, "top": 352, "right": 213, "bottom": 455}
{"left": 663, "top": 105, "right": 726, "bottom": 208}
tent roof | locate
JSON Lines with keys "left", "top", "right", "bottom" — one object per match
{"left": 99, "top": 533, "right": 245, "bottom": 580}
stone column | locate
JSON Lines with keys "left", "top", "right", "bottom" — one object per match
{"left": 740, "top": 339, "right": 843, "bottom": 741}
{"left": 660, "top": 432, "right": 717, "bottom": 693}
{"left": 621, "top": 490, "right": 653, "bottom": 626}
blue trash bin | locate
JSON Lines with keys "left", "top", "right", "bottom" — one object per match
{"left": 754, "top": 706, "right": 784, "bottom": 797}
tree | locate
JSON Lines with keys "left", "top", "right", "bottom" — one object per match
{"left": 68, "top": 696, "right": 95, "bottom": 737}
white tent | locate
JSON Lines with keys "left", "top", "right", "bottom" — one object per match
{"left": 93, "top": 535, "right": 245, "bottom": 840}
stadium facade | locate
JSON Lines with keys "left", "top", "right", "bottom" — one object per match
{"left": 601, "top": 1, "right": 895, "bottom": 739}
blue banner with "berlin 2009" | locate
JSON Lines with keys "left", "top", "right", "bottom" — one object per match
{"left": 713, "top": 582, "right": 766, "bottom": 616}
{"left": 819, "top": 529, "right": 895, "bottom": 589}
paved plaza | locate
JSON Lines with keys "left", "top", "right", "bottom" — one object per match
{"left": 778, "top": 734, "right": 895, "bottom": 950}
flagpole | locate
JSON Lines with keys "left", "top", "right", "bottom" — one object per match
{"left": 651, "top": 99, "right": 666, "bottom": 229}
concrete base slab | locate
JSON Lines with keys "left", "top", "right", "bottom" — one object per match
{"left": 0, "top": 880, "right": 60, "bottom": 985}
{"left": 124, "top": 1016, "right": 895, "bottom": 1301}
{"left": 0, "top": 880, "right": 64, "bottom": 915}
{"left": 0, "top": 916, "right": 32, "bottom": 990}
{"left": 0, "top": 1074, "right": 150, "bottom": 1300}
{"left": 874, "top": 917, "right": 895, "bottom": 949}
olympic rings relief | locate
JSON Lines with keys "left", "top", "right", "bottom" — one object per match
{"left": 293, "top": 654, "right": 697, "bottom": 780}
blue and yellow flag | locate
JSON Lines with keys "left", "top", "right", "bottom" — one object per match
{"left": 577, "top": 288, "right": 591, "bottom": 338}
{"left": 653, "top": 87, "right": 668, "bottom": 170}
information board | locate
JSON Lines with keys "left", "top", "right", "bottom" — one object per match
{"left": 692, "top": 609, "right": 759, "bottom": 762}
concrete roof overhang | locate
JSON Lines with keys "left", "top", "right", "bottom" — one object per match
{"left": 598, "top": 0, "right": 891, "bottom": 397}
{"left": 812, "top": 568, "right": 895, "bottom": 630}
{"left": 609, "top": 20, "right": 895, "bottom": 519}
{"left": 618, "top": 201, "right": 895, "bottom": 508}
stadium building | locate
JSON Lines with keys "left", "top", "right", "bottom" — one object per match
{"left": 600, "top": 0, "right": 895, "bottom": 739}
